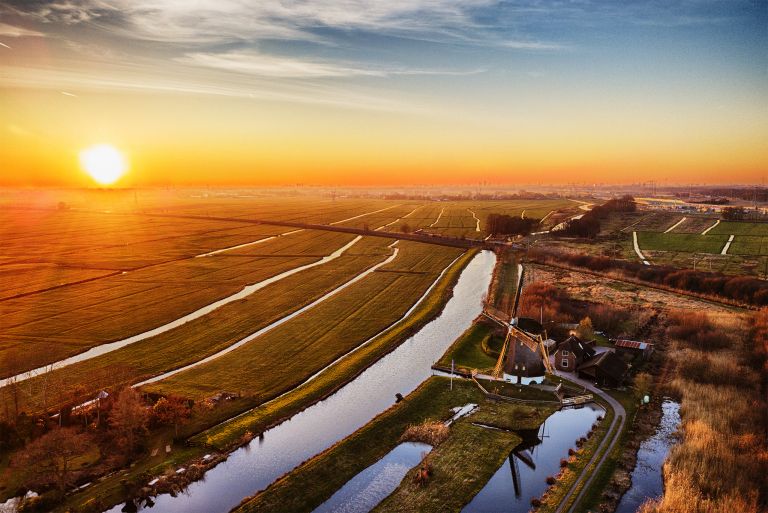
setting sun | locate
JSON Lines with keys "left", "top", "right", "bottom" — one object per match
{"left": 79, "top": 144, "right": 127, "bottom": 185}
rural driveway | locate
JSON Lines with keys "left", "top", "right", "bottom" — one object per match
{"left": 553, "top": 371, "right": 627, "bottom": 513}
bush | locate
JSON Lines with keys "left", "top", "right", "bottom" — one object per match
{"left": 560, "top": 458, "right": 569, "bottom": 468}
{"left": 546, "top": 475, "right": 557, "bottom": 485}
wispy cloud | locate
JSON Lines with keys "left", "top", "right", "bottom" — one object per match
{"left": 0, "top": 64, "right": 424, "bottom": 113}
{"left": 0, "top": 22, "right": 44, "bottom": 38}
{"left": 178, "top": 50, "right": 485, "bottom": 78}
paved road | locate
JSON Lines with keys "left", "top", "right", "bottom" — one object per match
{"left": 553, "top": 371, "right": 627, "bottom": 513}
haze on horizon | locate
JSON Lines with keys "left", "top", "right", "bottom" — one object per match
{"left": 0, "top": 0, "right": 766, "bottom": 187}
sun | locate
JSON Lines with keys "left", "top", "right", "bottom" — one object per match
{"left": 80, "top": 144, "right": 127, "bottom": 185}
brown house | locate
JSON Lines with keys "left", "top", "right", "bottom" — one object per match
{"left": 553, "top": 335, "right": 595, "bottom": 372}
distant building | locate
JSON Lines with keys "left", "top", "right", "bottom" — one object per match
{"left": 553, "top": 335, "right": 596, "bottom": 372}
{"left": 577, "top": 351, "right": 629, "bottom": 387}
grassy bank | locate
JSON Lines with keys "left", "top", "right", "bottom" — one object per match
{"left": 436, "top": 322, "right": 500, "bottom": 373}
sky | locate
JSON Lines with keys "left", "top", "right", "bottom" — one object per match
{"left": 0, "top": 0, "right": 766, "bottom": 187}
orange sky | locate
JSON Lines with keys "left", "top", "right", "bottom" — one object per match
{"left": 1, "top": 1, "right": 766, "bottom": 186}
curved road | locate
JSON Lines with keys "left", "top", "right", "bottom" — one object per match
{"left": 553, "top": 371, "right": 626, "bottom": 513}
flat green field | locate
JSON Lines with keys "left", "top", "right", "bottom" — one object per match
{"left": 636, "top": 232, "right": 729, "bottom": 254}
{"left": 0, "top": 236, "right": 399, "bottom": 407}
{"left": 147, "top": 241, "right": 463, "bottom": 400}
{"left": 708, "top": 221, "right": 768, "bottom": 237}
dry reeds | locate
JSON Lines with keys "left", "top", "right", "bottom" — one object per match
{"left": 400, "top": 421, "right": 449, "bottom": 447}
{"left": 653, "top": 310, "right": 768, "bottom": 512}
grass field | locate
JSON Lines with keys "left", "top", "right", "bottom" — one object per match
{"left": 146, "top": 241, "right": 464, "bottom": 400}
{"left": 636, "top": 232, "right": 730, "bottom": 254}
{"left": 0, "top": 196, "right": 440, "bottom": 377}
{"left": 0, "top": 230, "right": 363, "bottom": 376}
{"left": 0, "top": 236, "right": 404, "bottom": 410}
{"left": 436, "top": 323, "right": 500, "bottom": 373}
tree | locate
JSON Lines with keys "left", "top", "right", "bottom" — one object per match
{"left": 108, "top": 387, "right": 149, "bottom": 455}
{"left": 633, "top": 372, "right": 653, "bottom": 402}
{"left": 576, "top": 317, "right": 595, "bottom": 340}
{"left": 722, "top": 206, "right": 746, "bottom": 221}
{"left": 12, "top": 427, "right": 95, "bottom": 496}
{"left": 152, "top": 396, "right": 190, "bottom": 437}
{"left": 400, "top": 223, "right": 410, "bottom": 234}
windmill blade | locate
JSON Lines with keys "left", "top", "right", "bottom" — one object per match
{"left": 482, "top": 311, "right": 510, "bottom": 328}
{"left": 491, "top": 326, "right": 513, "bottom": 379}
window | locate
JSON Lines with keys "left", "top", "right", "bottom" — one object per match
{"left": 562, "top": 350, "right": 569, "bottom": 356}
{"left": 561, "top": 359, "right": 569, "bottom": 368}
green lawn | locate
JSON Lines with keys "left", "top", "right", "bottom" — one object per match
{"left": 708, "top": 220, "right": 768, "bottom": 237}
{"left": 636, "top": 232, "right": 729, "bottom": 254}
{"left": 436, "top": 323, "right": 500, "bottom": 373}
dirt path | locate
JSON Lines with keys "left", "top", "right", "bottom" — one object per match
{"left": 552, "top": 372, "right": 626, "bottom": 513}
{"left": 701, "top": 219, "right": 720, "bottom": 235}
{"left": 664, "top": 217, "right": 687, "bottom": 233}
{"left": 721, "top": 234, "right": 734, "bottom": 255}
{"left": 467, "top": 209, "right": 481, "bottom": 232}
{"left": 429, "top": 207, "right": 446, "bottom": 228}
{"left": 632, "top": 231, "right": 651, "bottom": 265}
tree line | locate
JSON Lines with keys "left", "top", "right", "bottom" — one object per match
{"left": 486, "top": 214, "right": 540, "bottom": 236}
{"left": 559, "top": 195, "right": 637, "bottom": 238}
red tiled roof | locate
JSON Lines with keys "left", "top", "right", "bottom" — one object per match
{"left": 614, "top": 340, "right": 651, "bottom": 350}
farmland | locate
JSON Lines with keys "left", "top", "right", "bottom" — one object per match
{"left": 0, "top": 198, "right": 449, "bottom": 379}
{"left": 145, "top": 240, "right": 464, "bottom": 400}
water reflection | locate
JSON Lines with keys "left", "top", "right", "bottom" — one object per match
{"left": 313, "top": 442, "right": 432, "bottom": 513}
{"left": 464, "top": 404, "right": 604, "bottom": 513}
{"left": 615, "top": 400, "right": 680, "bottom": 513}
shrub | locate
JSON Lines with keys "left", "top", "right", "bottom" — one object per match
{"left": 546, "top": 475, "right": 557, "bottom": 485}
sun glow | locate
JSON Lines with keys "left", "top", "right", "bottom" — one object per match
{"left": 80, "top": 145, "right": 127, "bottom": 185}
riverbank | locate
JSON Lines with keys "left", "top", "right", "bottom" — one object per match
{"left": 235, "top": 377, "right": 554, "bottom": 513}
{"left": 59, "top": 250, "right": 480, "bottom": 513}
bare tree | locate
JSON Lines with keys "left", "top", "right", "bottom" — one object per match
{"left": 12, "top": 427, "right": 95, "bottom": 496}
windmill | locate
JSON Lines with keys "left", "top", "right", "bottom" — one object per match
{"left": 482, "top": 312, "right": 554, "bottom": 379}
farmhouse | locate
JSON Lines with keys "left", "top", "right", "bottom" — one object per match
{"left": 553, "top": 335, "right": 596, "bottom": 372}
{"left": 577, "top": 350, "right": 629, "bottom": 387}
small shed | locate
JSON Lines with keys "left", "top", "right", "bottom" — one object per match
{"left": 613, "top": 339, "right": 654, "bottom": 360}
